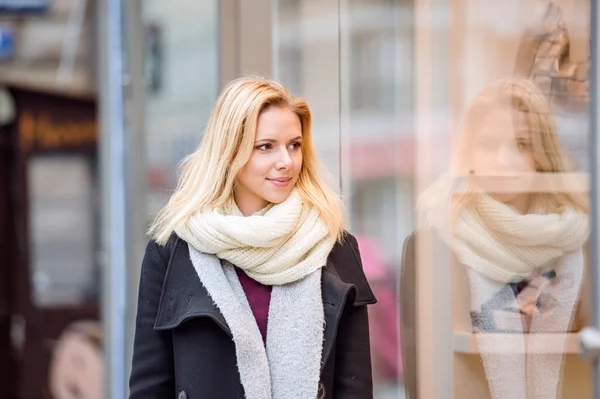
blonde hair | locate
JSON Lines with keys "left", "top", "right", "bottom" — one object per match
{"left": 149, "top": 76, "right": 345, "bottom": 245}
{"left": 451, "top": 78, "right": 588, "bottom": 217}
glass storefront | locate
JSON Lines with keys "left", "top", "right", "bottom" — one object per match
{"left": 115, "top": 0, "right": 595, "bottom": 397}
{"left": 2, "top": 0, "right": 595, "bottom": 397}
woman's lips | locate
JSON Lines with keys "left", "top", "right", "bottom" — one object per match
{"left": 267, "top": 177, "right": 292, "bottom": 187}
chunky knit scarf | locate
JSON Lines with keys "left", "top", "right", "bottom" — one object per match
{"left": 453, "top": 194, "right": 588, "bottom": 283}
{"left": 419, "top": 174, "right": 589, "bottom": 283}
{"left": 175, "top": 188, "right": 335, "bottom": 285}
{"left": 174, "top": 188, "right": 335, "bottom": 399}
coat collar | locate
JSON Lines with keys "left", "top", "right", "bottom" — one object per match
{"left": 153, "top": 237, "right": 370, "bottom": 371}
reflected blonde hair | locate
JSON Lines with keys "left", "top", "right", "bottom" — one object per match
{"left": 451, "top": 78, "right": 588, "bottom": 218}
{"left": 149, "top": 76, "right": 345, "bottom": 245}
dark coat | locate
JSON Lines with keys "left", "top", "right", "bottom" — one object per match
{"left": 129, "top": 232, "right": 377, "bottom": 399}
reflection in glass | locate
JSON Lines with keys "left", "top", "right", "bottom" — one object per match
{"left": 420, "top": 79, "right": 589, "bottom": 398}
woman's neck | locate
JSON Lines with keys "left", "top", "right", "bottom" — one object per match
{"left": 232, "top": 184, "right": 270, "bottom": 216}
{"left": 505, "top": 194, "right": 532, "bottom": 214}
{"left": 233, "top": 196, "right": 270, "bottom": 216}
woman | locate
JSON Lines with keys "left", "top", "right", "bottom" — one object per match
{"left": 409, "top": 78, "right": 589, "bottom": 398}
{"left": 129, "top": 76, "right": 377, "bottom": 399}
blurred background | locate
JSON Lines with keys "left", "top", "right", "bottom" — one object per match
{"left": 0, "top": 0, "right": 594, "bottom": 398}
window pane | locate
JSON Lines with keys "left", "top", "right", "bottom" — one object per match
{"left": 142, "top": 0, "right": 220, "bottom": 225}
{"left": 274, "top": 0, "right": 410, "bottom": 396}
{"left": 411, "top": 0, "right": 593, "bottom": 397}
{"left": 341, "top": 1, "right": 410, "bottom": 397}
{"left": 274, "top": 0, "right": 342, "bottom": 187}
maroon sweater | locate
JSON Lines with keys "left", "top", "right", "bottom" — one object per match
{"left": 235, "top": 268, "right": 272, "bottom": 343}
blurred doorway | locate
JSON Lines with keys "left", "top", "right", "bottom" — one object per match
{"left": 2, "top": 87, "right": 101, "bottom": 399}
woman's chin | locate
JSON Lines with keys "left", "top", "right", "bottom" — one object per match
{"left": 489, "top": 192, "right": 519, "bottom": 203}
{"left": 258, "top": 185, "right": 290, "bottom": 203}
{"left": 265, "top": 191, "right": 292, "bottom": 204}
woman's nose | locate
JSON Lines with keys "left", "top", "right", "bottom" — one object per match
{"left": 275, "top": 147, "right": 292, "bottom": 169}
{"left": 495, "top": 144, "right": 519, "bottom": 167}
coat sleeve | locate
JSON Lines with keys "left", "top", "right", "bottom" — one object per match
{"left": 129, "top": 240, "right": 175, "bottom": 398}
{"left": 333, "top": 235, "right": 375, "bottom": 398}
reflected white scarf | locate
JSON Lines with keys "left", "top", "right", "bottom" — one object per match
{"left": 420, "top": 175, "right": 589, "bottom": 282}
{"left": 453, "top": 195, "right": 588, "bottom": 282}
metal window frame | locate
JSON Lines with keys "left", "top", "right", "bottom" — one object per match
{"left": 98, "top": 0, "right": 146, "bottom": 398}
{"left": 589, "top": 0, "right": 600, "bottom": 396}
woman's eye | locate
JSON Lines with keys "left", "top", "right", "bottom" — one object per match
{"left": 256, "top": 144, "right": 272, "bottom": 151}
{"left": 289, "top": 142, "right": 302, "bottom": 150}
{"left": 517, "top": 141, "right": 533, "bottom": 151}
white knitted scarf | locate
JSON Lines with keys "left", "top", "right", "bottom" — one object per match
{"left": 174, "top": 188, "right": 335, "bottom": 399}
{"left": 175, "top": 188, "right": 335, "bottom": 286}
{"left": 453, "top": 195, "right": 588, "bottom": 283}
{"left": 419, "top": 175, "right": 589, "bottom": 282}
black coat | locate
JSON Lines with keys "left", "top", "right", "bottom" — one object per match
{"left": 129, "top": 232, "right": 377, "bottom": 399}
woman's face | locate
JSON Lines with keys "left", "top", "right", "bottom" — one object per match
{"left": 470, "top": 107, "right": 537, "bottom": 211}
{"left": 234, "top": 106, "right": 303, "bottom": 216}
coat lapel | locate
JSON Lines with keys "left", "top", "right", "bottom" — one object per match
{"left": 154, "top": 240, "right": 231, "bottom": 337}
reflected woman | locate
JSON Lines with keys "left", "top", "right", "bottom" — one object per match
{"left": 416, "top": 78, "right": 589, "bottom": 398}
{"left": 128, "top": 76, "right": 376, "bottom": 399}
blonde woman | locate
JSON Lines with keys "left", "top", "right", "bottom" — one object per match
{"left": 128, "top": 76, "right": 377, "bottom": 399}
{"left": 410, "top": 79, "right": 589, "bottom": 398}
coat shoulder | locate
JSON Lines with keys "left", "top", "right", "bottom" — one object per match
{"left": 147, "top": 233, "right": 182, "bottom": 260}
{"left": 140, "top": 233, "right": 184, "bottom": 285}
{"left": 326, "top": 231, "right": 377, "bottom": 306}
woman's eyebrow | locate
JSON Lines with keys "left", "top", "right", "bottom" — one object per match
{"left": 254, "top": 136, "right": 302, "bottom": 144}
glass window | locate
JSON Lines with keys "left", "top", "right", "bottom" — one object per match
{"left": 411, "top": 0, "right": 593, "bottom": 397}
{"left": 142, "top": 0, "right": 220, "bottom": 226}
{"left": 120, "top": 0, "right": 595, "bottom": 396}
{"left": 341, "top": 1, "right": 409, "bottom": 396}
{"left": 274, "top": 0, "right": 410, "bottom": 396}
{"left": 274, "top": 0, "right": 342, "bottom": 186}
{"left": 274, "top": 0, "right": 593, "bottom": 397}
